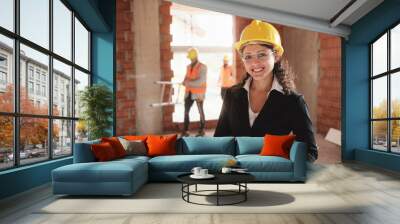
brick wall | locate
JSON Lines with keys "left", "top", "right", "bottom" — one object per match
{"left": 317, "top": 34, "right": 341, "bottom": 135}
{"left": 116, "top": 0, "right": 136, "bottom": 135}
{"left": 159, "top": 1, "right": 175, "bottom": 132}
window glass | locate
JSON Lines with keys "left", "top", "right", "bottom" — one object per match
{"left": 20, "top": 0, "right": 49, "bottom": 49}
{"left": 20, "top": 44, "right": 49, "bottom": 115}
{"left": 53, "top": 0, "right": 72, "bottom": 60}
{"left": 372, "top": 77, "right": 387, "bottom": 119}
{"left": 0, "top": 35, "right": 14, "bottom": 113}
{"left": 53, "top": 59, "right": 72, "bottom": 117}
{"left": 391, "top": 24, "right": 400, "bottom": 70}
{"left": 0, "top": 0, "right": 14, "bottom": 31}
{"left": 74, "top": 18, "right": 89, "bottom": 70}
{"left": 75, "top": 120, "right": 88, "bottom": 143}
{"left": 74, "top": 69, "right": 89, "bottom": 118}
{"left": 0, "top": 116, "right": 13, "bottom": 170}
{"left": 20, "top": 117, "right": 49, "bottom": 165}
{"left": 372, "top": 121, "right": 388, "bottom": 151}
{"left": 53, "top": 119, "right": 72, "bottom": 158}
{"left": 391, "top": 72, "right": 400, "bottom": 118}
{"left": 372, "top": 34, "right": 387, "bottom": 76}
{"left": 391, "top": 120, "right": 400, "bottom": 153}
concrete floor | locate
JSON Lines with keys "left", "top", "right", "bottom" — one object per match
{"left": 1, "top": 162, "right": 400, "bottom": 224}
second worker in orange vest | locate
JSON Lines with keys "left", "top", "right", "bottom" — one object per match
{"left": 218, "top": 55, "right": 235, "bottom": 99}
{"left": 181, "top": 47, "right": 207, "bottom": 137}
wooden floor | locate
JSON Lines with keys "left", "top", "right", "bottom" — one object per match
{"left": 1, "top": 161, "right": 400, "bottom": 224}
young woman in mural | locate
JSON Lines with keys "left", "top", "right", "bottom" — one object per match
{"left": 214, "top": 20, "right": 318, "bottom": 162}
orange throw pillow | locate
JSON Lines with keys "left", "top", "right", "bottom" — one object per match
{"left": 91, "top": 142, "right": 117, "bottom": 161}
{"left": 146, "top": 134, "right": 177, "bottom": 157}
{"left": 101, "top": 137, "right": 127, "bottom": 158}
{"left": 124, "top": 135, "right": 148, "bottom": 141}
{"left": 260, "top": 134, "right": 296, "bottom": 159}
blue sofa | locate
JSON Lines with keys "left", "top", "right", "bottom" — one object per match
{"left": 52, "top": 137, "right": 307, "bottom": 196}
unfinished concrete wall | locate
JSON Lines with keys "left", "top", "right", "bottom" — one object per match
{"left": 281, "top": 27, "right": 320, "bottom": 129}
{"left": 134, "top": 0, "right": 163, "bottom": 134}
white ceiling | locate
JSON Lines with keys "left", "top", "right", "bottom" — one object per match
{"left": 226, "top": 0, "right": 352, "bottom": 22}
{"left": 169, "top": 0, "right": 384, "bottom": 38}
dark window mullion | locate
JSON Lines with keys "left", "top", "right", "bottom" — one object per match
{"left": 74, "top": 64, "right": 90, "bottom": 74}
{"left": 17, "top": 36, "right": 92, "bottom": 73}
{"left": 71, "top": 10, "right": 76, "bottom": 155}
{"left": 2, "top": 26, "right": 90, "bottom": 74}
{"left": 14, "top": 0, "right": 20, "bottom": 167}
{"left": 88, "top": 31, "right": 91, "bottom": 75}
{"left": 372, "top": 118, "right": 397, "bottom": 121}
{"left": 387, "top": 30, "right": 391, "bottom": 152}
{"left": 49, "top": 0, "right": 53, "bottom": 159}
{"left": 370, "top": 45, "right": 373, "bottom": 149}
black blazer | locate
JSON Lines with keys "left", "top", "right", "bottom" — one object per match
{"left": 214, "top": 82, "right": 318, "bottom": 161}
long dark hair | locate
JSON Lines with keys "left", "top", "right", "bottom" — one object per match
{"left": 273, "top": 59, "right": 296, "bottom": 95}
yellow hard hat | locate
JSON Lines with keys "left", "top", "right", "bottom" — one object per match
{"left": 234, "top": 20, "right": 284, "bottom": 57}
{"left": 223, "top": 55, "right": 229, "bottom": 61}
{"left": 187, "top": 47, "right": 198, "bottom": 60}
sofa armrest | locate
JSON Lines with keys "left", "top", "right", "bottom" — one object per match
{"left": 289, "top": 141, "right": 307, "bottom": 181}
{"left": 73, "top": 140, "right": 100, "bottom": 163}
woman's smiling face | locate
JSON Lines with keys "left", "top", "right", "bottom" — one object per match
{"left": 241, "top": 44, "right": 277, "bottom": 81}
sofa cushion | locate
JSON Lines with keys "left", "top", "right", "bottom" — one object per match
{"left": 236, "top": 155, "right": 293, "bottom": 172}
{"left": 148, "top": 154, "right": 235, "bottom": 172}
{"left": 116, "top": 155, "right": 150, "bottom": 162}
{"left": 260, "top": 134, "right": 296, "bottom": 159}
{"left": 52, "top": 159, "right": 147, "bottom": 183}
{"left": 180, "top": 137, "right": 235, "bottom": 155}
{"left": 118, "top": 138, "right": 147, "bottom": 156}
{"left": 147, "top": 134, "right": 177, "bottom": 157}
{"left": 91, "top": 142, "right": 118, "bottom": 161}
{"left": 235, "top": 137, "right": 263, "bottom": 155}
{"left": 101, "top": 137, "right": 127, "bottom": 158}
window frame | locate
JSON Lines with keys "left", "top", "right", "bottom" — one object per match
{"left": 370, "top": 21, "right": 400, "bottom": 154}
{"left": 0, "top": 0, "right": 92, "bottom": 171}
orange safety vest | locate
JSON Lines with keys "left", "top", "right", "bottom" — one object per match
{"left": 185, "top": 62, "right": 206, "bottom": 94}
{"left": 219, "top": 65, "right": 234, "bottom": 88}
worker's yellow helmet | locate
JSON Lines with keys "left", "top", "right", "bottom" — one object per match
{"left": 186, "top": 47, "right": 199, "bottom": 60}
{"left": 223, "top": 55, "right": 229, "bottom": 61}
{"left": 234, "top": 20, "right": 284, "bottom": 57}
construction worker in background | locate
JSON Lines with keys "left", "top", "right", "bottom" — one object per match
{"left": 181, "top": 47, "right": 207, "bottom": 137}
{"left": 218, "top": 55, "right": 235, "bottom": 99}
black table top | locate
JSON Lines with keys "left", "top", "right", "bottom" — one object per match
{"left": 177, "top": 172, "right": 255, "bottom": 185}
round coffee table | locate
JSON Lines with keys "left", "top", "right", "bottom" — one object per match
{"left": 177, "top": 172, "right": 255, "bottom": 206}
